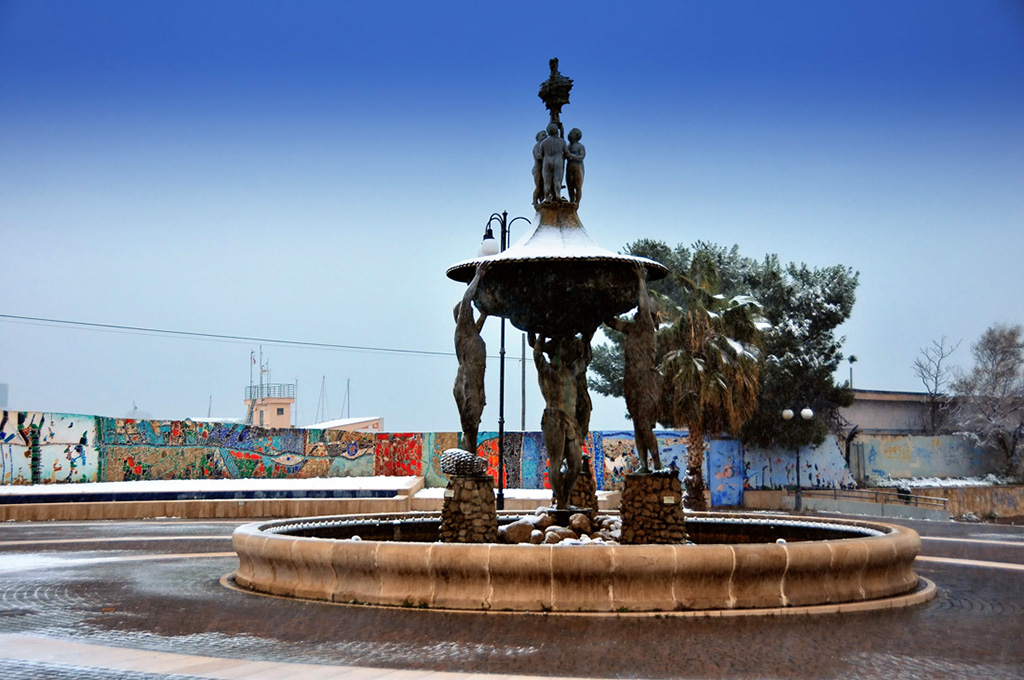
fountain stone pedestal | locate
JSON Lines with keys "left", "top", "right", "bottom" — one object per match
{"left": 439, "top": 475, "right": 498, "bottom": 543}
{"left": 569, "top": 453, "right": 599, "bottom": 510}
{"left": 621, "top": 472, "right": 687, "bottom": 544}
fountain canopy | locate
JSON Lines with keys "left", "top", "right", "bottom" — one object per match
{"left": 447, "top": 202, "right": 667, "bottom": 337}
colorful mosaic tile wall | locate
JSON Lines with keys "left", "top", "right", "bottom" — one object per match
{"left": 2, "top": 410, "right": 861, "bottom": 492}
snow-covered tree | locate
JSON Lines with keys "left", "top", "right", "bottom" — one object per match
{"left": 739, "top": 256, "right": 857, "bottom": 450}
{"left": 912, "top": 336, "right": 961, "bottom": 434}
{"left": 590, "top": 241, "right": 858, "bottom": 497}
{"left": 951, "top": 324, "right": 1024, "bottom": 478}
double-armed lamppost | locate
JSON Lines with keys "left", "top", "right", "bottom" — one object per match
{"left": 479, "top": 211, "right": 530, "bottom": 510}
{"left": 782, "top": 407, "right": 813, "bottom": 511}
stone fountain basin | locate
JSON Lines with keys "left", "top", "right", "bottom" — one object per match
{"left": 232, "top": 512, "right": 923, "bottom": 613}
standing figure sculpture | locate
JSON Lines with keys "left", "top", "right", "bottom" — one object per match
{"left": 566, "top": 128, "right": 585, "bottom": 205}
{"left": 605, "top": 265, "right": 663, "bottom": 472}
{"left": 453, "top": 264, "right": 489, "bottom": 453}
{"left": 529, "top": 332, "right": 583, "bottom": 510}
{"left": 532, "top": 129, "right": 547, "bottom": 208}
{"left": 539, "top": 122, "right": 569, "bottom": 203}
{"left": 571, "top": 328, "right": 595, "bottom": 438}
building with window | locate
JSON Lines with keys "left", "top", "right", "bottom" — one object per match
{"left": 244, "top": 383, "right": 295, "bottom": 428}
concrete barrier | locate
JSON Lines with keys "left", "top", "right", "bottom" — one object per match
{"left": 915, "top": 485, "right": 1024, "bottom": 519}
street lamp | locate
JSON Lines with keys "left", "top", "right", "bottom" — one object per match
{"left": 782, "top": 407, "right": 813, "bottom": 511}
{"left": 480, "top": 211, "right": 530, "bottom": 510}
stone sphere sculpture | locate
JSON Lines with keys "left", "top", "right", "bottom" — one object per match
{"left": 440, "top": 448, "right": 489, "bottom": 477}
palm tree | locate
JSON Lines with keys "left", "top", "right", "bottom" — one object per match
{"left": 656, "top": 249, "right": 763, "bottom": 510}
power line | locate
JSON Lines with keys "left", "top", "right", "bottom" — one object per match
{"left": 0, "top": 313, "right": 458, "bottom": 359}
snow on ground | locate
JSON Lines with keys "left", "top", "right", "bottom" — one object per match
{"left": 0, "top": 477, "right": 609, "bottom": 500}
{"left": 414, "top": 487, "right": 554, "bottom": 500}
{"left": 0, "top": 476, "right": 422, "bottom": 496}
{"left": 867, "top": 473, "right": 1016, "bottom": 488}
{"left": 2, "top": 474, "right": 1012, "bottom": 498}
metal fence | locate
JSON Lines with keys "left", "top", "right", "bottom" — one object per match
{"left": 800, "top": 487, "right": 948, "bottom": 510}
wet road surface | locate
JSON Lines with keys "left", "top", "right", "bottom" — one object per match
{"left": 1, "top": 515, "right": 1022, "bottom": 679}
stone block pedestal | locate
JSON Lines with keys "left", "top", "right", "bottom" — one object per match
{"left": 439, "top": 475, "right": 498, "bottom": 543}
{"left": 620, "top": 472, "right": 686, "bottom": 544}
{"left": 550, "top": 454, "right": 599, "bottom": 515}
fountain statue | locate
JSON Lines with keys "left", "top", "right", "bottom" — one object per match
{"left": 451, "top": 263, "right": 489, "bottom": 453}
{"left": 604, "top": 265, "right": 663, "bottom": 473}
{"left": 447, "top": 60, "right": 667, "bottom": 511}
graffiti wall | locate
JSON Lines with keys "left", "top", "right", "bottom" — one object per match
{"left": 39, "top": 414, "right": 100, "bottom": 484}
{"left": 1, "top": 412, "right": 99, "bottom": 485}
{"left": 856, "top": 434, "right": 1001, "bottom": 480}
{"left": 591, "top": 430, "right": 693, "bottom": 491}
{"left": 708, "top": 439, "right": 744, "bottom": 506}
{"left": 1, "top": 411, "right": 40, "bottom": 485}
{"left": 743, "top": 435, "right": 857, "bottom": 490}
{"left": 1, "top": 410, "right": 1005, "bottom": 490}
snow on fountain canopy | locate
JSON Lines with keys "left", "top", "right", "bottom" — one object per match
{"left": 446, "top": 203, "right": 668, "bottom": 337}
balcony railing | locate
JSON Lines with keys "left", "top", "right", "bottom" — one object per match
{"left": 245, "top": 383, "right": 295, "bottom": 401}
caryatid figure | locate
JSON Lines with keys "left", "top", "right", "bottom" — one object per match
{"left": 605, "top": 265, "right": 663, "bottom": 473}
{"left": 529, "top": 331, "right": 583, "bottom": 510}
{"left": 532, "top": 129, "right": 547, "bottom": 208}
{"left": 453, "top": 263, "right": 489, "bottom": 453}
{"left": 570, "top": 327, "right": 595, "bottom": 439}
{"left": 566, "top": 128, "right": 585, "bottom": 205}
{"left": 539, "top": 121, "right": 569, "bottom": 203}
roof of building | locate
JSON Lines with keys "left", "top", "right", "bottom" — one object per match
{"left": 851, "top": 389, "right": 931, "bottom": 403}
{"left": 300, "top": 416, "right": 383, "bottom": 430}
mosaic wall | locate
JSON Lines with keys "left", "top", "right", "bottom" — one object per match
{"left": 3, "top": 410, "right": 999, "bottom": 495}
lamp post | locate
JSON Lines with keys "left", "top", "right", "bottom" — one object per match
{"left": 782, "top": 407, "right": 813, "bottom": 511}
{"left": 479, "top": 211, "right": 530, "bottom": 510}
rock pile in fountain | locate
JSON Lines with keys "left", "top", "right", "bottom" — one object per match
{"left": 498, "top": 508, "right": 622, "bottom": 545}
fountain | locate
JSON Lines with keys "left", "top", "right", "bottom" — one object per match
{"left": 231, "top": 60, "right": 931, "bottom": 614}
{"left": 445, "top": 58, "right": 668, "bottom": 526}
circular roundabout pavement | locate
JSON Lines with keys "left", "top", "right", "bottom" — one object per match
{"left": 1, "top": 515, "right": 1022, "bottom": 679}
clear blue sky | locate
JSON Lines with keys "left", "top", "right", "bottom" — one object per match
{"left": 2, "top": 1, "right": 1022, "bottom": 431}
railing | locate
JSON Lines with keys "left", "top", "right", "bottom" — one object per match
{"left": 245, "top": 383, "right": 295, "bottom": 401}
{"left": 798, "top": 487, "right": 948, "bottom": 510}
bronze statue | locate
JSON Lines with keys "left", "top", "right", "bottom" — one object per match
{"left": 538, "top": 57, "right": 573, "bottom": 131}
{"left": 529, "top": 331, "right": 583, "bottom": 510}
{"left": 532, "top": 129, "right": 547, "bottom": 208}
{"left": 605, "top": 266, "right": 663, "bottom": 472}
{"left": 571, "top": 328, "right": 595, "bottom": 439}
{"left": 453, "top": 264, "right": 489, "bottom": 453}
{"left": 539, "top": 122, "right": 568, "bottom": 203}
{"left": 566, "top": 128, "right": 585, "bottom": 205}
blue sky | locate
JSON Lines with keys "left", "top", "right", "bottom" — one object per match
{"left": 2, "top": 1, "right": 1022, "bottom": 431}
